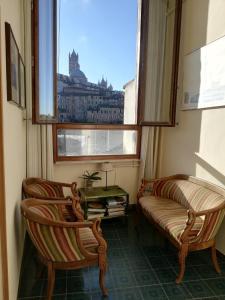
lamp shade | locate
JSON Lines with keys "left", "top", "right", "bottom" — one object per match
{"left": 101, "top": 162, "right": 113, "bottom": 172}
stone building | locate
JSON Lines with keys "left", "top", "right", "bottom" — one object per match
{"left": 58, "top": 50, "right": 124, "bottom": 123}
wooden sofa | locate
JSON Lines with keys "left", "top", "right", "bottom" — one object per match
{"left": 137, "top": 174, "right": 225, "bottom": 283}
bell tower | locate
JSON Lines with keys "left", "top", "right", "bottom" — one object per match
{"left": 69, "top": 49, "right": 80, "bottom": 76}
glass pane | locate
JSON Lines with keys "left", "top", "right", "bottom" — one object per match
{"left": 57, "top": 0, "right": 138, "bottom": 124}
{"left": 142, "top": 0, "right": 179, "bottom": 124}
{"left": 38, "top": 0, "right": 55, "bottom": 120}
{"left": 57, "top": 129, "right": 137, "bottom": 157}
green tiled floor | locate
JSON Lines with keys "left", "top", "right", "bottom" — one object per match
{"left": 18, "top": 212, "right": 225, "bottom": 299}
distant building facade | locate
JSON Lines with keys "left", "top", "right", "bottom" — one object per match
{"left": 57, "top": 50, "right": 124, "bottom": 123}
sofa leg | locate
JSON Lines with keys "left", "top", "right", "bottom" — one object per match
{"left": 211, "top": 242, "right": 221, "bottom": 274}
{"left": 176, "top": 244, "right": 188, "bottom": 284}
{"left": 47, "top": 262, "right": 55, "bottom": 300}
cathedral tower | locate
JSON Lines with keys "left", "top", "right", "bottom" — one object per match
{"left": 69, "top": 50, "right": 80, "bottom": 76}
{"left": 68, "top": 50, "right": 87, "bottom": 83}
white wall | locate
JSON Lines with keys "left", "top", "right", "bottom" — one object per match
{"left": 54, "top": 160, "right": 140, "bottom": 204}
{"left": 159, "top": 0, "right": 225, "bottom": 253}
{"left": 0, "top": 0, "right": 27, "bottom": 298}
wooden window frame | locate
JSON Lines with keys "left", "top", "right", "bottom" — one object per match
{"left": 137, "top": 0, "right": 182, "bottom": 126}
{"left": 32, "top": 0, "right": 142, "bottom": 161}
{"left": 32, "top": 0, "right": 58, "bottom": 123}
{"left": 53, "top": 124, "right": 141, "bottom": 162}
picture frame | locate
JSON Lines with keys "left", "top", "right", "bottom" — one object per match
{"left": 5, "top": 22, "right": 20, "bottom": 106}
{"left": 19, "top": 55, "right": 26, "bottom": 109}
{"left": 181, "top": 35, "right": 225, "bottom": 110}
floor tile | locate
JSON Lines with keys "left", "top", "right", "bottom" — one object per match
{"left": 112, "top": 269, "right": 136, "bottom": 288}
{"left": 149, "top": 256, "right": 171, "bottom": 269}
{"left": 116, "top": 287, "right": 143, "bottom": 300}
{"left": 140, "top": 284, "right": 167, "bottom": 299}
{"left": 184, "top": 280, "right": 215, "bottom": 298}
{"left": 134, "top": 269, "right": 159, "bottom": 285}
{"left": 66, "top": 292, "right": 92, "bottom": 300}
{"left": 67, "top": 276, "right": 90, "bottom": 293}
{"left": 162, "top": 282, "right": 191, "bottom": 299}
{"left": 206, "top": 278, "right": 225, "bottom": 296}
{"left": 155, "top": 267, "right": 177, "bottom": 283}
{"left": 195, "top": 264, "right": 223, "bottom": 279}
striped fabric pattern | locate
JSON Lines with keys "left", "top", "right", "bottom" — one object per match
{"left": 153, "top": 180, "right": 225, "bottom": 212}
{"left": 27, "top": 183, "right": 63, "bottom": 198}
{"left": 79, "top": 228, "right": 99, "bottom": 252}
{"left": 30, "top": 204, "right": 61, "bottom": 220}
{"left": 26, "top": 220, "right": 85, "bottom": 261}
{"left": 139, "top": 196, "right": 204, "bottom": 244}
{"left": 25, "top": 204, "right": 99, "bottom": 262}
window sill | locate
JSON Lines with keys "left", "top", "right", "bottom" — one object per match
{"left": 54, "top": 158, "right": 141, "bottom": 168}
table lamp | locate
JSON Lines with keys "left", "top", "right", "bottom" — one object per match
{"left": 101, "top": 162, "right": 113, "bottom": 190}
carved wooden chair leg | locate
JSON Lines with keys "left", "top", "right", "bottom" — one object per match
{"left": 211, "top": 242, "right": 221, "bottom": 274}
{"left": 47, "top": 262, "right": 55, "bottom": 300}
{"left": 176, "top": 244, "right": 188, "bottom": 284}
{"left": 99, "top": 265, "right": 108, "bottom": 296}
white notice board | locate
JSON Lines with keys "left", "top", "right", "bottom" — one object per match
{"left": 181, "top": 35, "right": 225, "bottom": 110}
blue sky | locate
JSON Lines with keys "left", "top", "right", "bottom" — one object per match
{"left": 57, "top": 0, "right": 138, "bottom": 90}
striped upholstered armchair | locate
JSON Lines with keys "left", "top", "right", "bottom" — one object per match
{"left": 22, "top": 177, "right": 84, "bottom": 221}
{"left": 21, "top": 198, "right": 108, "bottom": 299}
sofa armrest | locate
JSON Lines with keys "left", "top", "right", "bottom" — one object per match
{"left": 181, "top": 205, "right": 225, "bottom": 244}
{"left": 137, "top": 179, "right": 158, "bottom": 200}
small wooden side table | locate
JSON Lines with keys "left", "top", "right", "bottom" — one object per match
{"left": 78, "top": 185, "right": 129, "bottom": 220}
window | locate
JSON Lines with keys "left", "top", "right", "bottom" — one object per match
{"left": 53, "top": 125, "right": 141, "bottom": 161}
{"left": 33, "top": 0, "right": 140, "bottom": 161}
{"left": 32, "top": 0, "right": 182, "bottom": 160}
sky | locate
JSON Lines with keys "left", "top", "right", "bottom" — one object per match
{"left": 57, "top": 0, "right": 138, "bottom": 91}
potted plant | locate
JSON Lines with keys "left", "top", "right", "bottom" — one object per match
{"left": 80, "top": 171, "right": 101, "bottom": 189}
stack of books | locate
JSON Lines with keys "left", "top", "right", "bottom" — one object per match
{"left": 106, "top": 197, "right": 126, "bottom": 217}
{"left": 87, "top": 201, "right": 106, "bottom": 220}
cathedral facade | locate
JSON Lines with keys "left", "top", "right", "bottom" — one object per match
{"left": 57, "top": 50, "right": 124, "bottom": 124}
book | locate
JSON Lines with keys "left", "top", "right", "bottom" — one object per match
{"left": 106, "top": 198, "right": 126, "bottom": 207}
{"left": 88, "top": 202, "right": 104, "bottom": 209}
{"left": 107, "top": 207, "right": 125, "bottom": 213}
{"left": 87, "top": 213, "right": 105, "bottom": 220}
{"left": 108, "top": 211, "right": 125, "bottom": 217}
{"left": 88, "top": 208, "right": 106, "bottom": 213}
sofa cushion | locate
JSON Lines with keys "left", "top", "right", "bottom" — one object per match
{"left": 139, "top": 196, "right": 204, "bottom": 244}
{"left": 153, "top": 180, "right": 225, "bottom": 212}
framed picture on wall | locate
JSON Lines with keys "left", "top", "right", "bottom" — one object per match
{"left": 19, "top": 55, "right": 26, "bottom": 109}
{"left": 5, "top": 22, "right": 20, "bottom": 106}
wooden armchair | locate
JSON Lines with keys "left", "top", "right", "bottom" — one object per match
{"left": 21, "top": 198, "right": 108, "bottom": 299}
{"left": 22, "top": 177, "right": 84, "bottom": 221}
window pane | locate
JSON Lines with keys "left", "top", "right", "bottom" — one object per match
{"left": 57, "top": 129, "right": 137, "bottom": 157}
{"left": 38, "top": 0, "right": 55, "bottom": 120}
{"left": 57, "top": 0, "right": 138, "bottom": 124}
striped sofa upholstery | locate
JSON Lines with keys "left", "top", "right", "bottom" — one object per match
{"left": 138, "top": 176, "right": 225, "bottom": 245}
{"left": 25, "top": 203, "right": 98, "bottom": 262}
{"left": 153, "top": 179, "right": 225, "bottom": 212}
